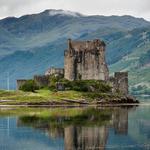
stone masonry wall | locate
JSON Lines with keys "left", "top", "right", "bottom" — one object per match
{"left": 114, "top": 72, "right": 128, "bottom": 95}
{"left": 16, "top": 79, "right": 28, "bottom": 90}
{"left": 64, "top": 39, "right": 109, "bottom": 81}
{"left": 109, "top": 72, "right": 128, "bottom": 95}
{"left": 34, "top": 75, "right": 49, "bottom": 88}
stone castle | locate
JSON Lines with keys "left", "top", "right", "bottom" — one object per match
{"left": 64, "top": 39, "right": 109, "bottom": 81}
{"left": 17, "top": 39, "right": 128, "bottom": 95}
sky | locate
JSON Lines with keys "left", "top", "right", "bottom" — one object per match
{"left": 0, "top": 0, "right": 150, "bottom": 21}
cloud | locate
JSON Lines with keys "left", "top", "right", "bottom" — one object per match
{"left": 0, "top": 0, "right": 150, "bottom": 21}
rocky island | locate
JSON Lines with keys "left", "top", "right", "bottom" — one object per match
{"left": 0, "top": 39, "right": 139, "bottom": 106}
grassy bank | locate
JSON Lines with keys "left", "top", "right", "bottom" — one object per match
{"left": 0, "top": 89, "right": 122, "bottom": 105}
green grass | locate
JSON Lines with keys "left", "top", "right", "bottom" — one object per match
{"left": 0, "top": 89, "right": 121, "bottom": 105}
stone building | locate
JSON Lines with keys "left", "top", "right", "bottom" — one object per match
{"left": 34, "top": 75, "right": 49, "bottom": 88}
{"left": 45, "top": 67, "right": 64, "bottom": 76}
{"left": 64, "top": 39, "right": 109, "bottom": 81}
{"left": 114, "top": 72, "right": 128, "bottom": 94}
{"left": 16, "top": 79, "right": 28, "bottom": 90}
{"left": 109, "top": 72, "right": 128, "bottom": 95}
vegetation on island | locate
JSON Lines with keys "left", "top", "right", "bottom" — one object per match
{"left": 0, "top": 75, "right": 138, "bottom": 105}
{"left": 20, "top": 75, "right": 112, "bottom": 93}
{"left": 19, "top": 80, "right": 39, "bottom": 92}
{"left": 0, "top": 89, "right": 120, "bottom": 105}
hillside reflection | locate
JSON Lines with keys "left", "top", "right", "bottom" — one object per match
{"left": 17, "top": 107, "right": 135, "bottom": 150}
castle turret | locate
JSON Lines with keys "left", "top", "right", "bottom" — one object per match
{"left": 64, "top": 39, "right": 76, "bottom": 80}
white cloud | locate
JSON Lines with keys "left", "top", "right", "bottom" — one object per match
{"left": 0, "top": 0, "right": 150, "bottom": 21}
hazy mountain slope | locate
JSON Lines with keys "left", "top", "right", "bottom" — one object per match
{"left": 109, "top": 27, "right": 150, "bottom": 94}
{"left": 0, "top": 10, "right": 149, "bottom": 56}
{"left": 0, "top": 9, "right": 150, "bottom": 90}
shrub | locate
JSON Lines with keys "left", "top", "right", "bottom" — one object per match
{"left": 71, "top": 81, "right": 89, "bottom": 92}
{"left": 49, "top": 74, "right": 64, "bottom": 87}
{"left": 19, "top": 80, "right": 39, "bottom": 92}
{"left": 48, "top": 74, "right": 112, "bottom": 93}
{"left": 63, "top": 80, "right": 111, "bottom": 92}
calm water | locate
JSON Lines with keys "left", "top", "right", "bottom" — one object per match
{"left": 0, "top": 104, "right": 150, "bottom": 150}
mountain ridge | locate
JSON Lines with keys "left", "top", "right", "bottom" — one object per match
{"left": 1, "top": 9, "right": 150, "bottom": 22}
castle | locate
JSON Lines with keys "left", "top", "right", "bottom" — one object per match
{"left": 17, "top": 39, "right": 128, "bottom": 95}
{"left": 64, "top": 39, "right": 109, "bottom": 81}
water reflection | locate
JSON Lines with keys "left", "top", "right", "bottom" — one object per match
{"left": 64, "top": 126, "right": 108, "bottom": 150}
{"left": 112, "top": 108, "right": 128, "bottom": 135}
{"left": 16, "top": 107, "right": 135, "bottom": 150}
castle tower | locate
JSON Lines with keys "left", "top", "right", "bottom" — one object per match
{"left": 64, "top": 39, "right": 109, "bottom": 81}
{"left": 114, "top": 72, "right": 128, "bottom": 95}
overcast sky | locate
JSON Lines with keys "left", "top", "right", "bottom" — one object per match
{"left": 0, "top": 0, "right": 150, "bottom": 21}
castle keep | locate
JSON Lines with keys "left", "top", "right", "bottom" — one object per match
{"left": 64, "top": 39, "right": 109, "bottom": 81}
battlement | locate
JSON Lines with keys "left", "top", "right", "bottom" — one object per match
{"left": 67, "top": 39, "right": 106, "bottom": 53}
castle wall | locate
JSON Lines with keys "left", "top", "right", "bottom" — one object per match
{"left": 34, "top": 75, "right": 49, "bottom": 88}
{"left": 109, "top": 72, "right": 128, "bottom": 95}
{"left": 16, "top": 79, "right": 28, "bottom": 90}
{"left": 114, "top": 72, "right": 128, "bottom": 95}
{"left": 64, "top": 50, "right": 76, "bottom": 80}
{"left": 64, "top": 39, "right": 109, "bottom": 81}
{"left": 76, "top": 49, "right": 109, "bottom": 80}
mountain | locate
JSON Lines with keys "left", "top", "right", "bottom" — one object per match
{"left": 0, "top": 9, "right": 150, "bottom": 93}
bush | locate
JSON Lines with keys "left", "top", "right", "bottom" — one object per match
{"left": 48, "top": 74, "right": 112, "bottom": 93}
{"left": 61, "top": 80, "right": 111, "bottom": 92}
{"left": 19, "top": 80, "right": 39, "bottom": 92}
{"left": 49, "top": 74, "right": 64, "bottom": 87}
{"left": 71, "top": 81, "right": 89, "bottom": 92}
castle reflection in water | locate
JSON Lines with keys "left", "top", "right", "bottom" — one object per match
{"left": 64, "top": 108, "right": 129, "bottom": 150}
{"left": 17, "top": 107, "right": 134, "bottom": 150}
